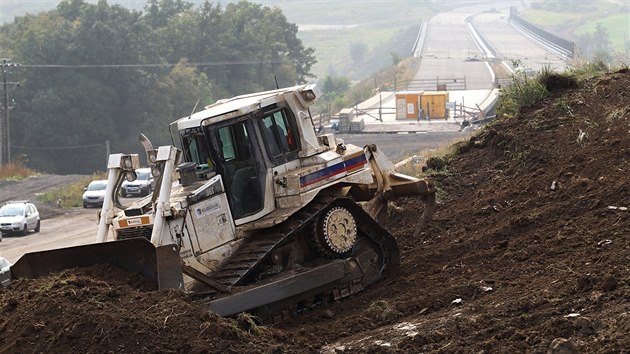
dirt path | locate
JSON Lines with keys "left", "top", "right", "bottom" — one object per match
{"left": 0, "top": 208, "right": 98, "bottom": 264}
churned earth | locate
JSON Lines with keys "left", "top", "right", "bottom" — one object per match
{"left": 0, "top": 69, "right": 629, "bottom": 353}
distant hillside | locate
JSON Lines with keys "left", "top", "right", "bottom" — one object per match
{"left": 1, "top": 0, "right": 441, "bottom": 79}
{"left": 521, "top": 1, "right": 629, "bottom": 58}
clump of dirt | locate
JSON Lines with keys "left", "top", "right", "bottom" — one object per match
{"left": 1, "top": 70, "right": 629, "bottom": 353}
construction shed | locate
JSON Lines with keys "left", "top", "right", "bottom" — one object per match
{"left": 420, "top": 91, "right": 449, "bottom": 119}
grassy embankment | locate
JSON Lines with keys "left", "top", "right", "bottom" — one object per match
{"left": 522, "top": 6, "right": 629, "bottom": 54}
{"left": 0, "top": 162, "right": 36, "bottom": 181}
{"left": 574, "top": 14, "right": 630, "bottom": 53}
{"left": 38, "top": 173, "right": 107, "bottom": 208}
{"left": 0, "top": 159, "right": 105, "bottom": 208}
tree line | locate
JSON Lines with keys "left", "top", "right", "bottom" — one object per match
{"left": 0, "top": 0, "right": 316, "bottom": 174}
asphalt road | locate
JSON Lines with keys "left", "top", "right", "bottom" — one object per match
{"left": 340, "top": 131, "right": 472, "bottom": 162}
{"left": 414, "top": 6, "right": 499, "bottom": 90}
{"left": 0, "top": 198, "right": 141, "bottom": 264}
{"left": 413, "top": 1, "right": 568, "bottom": 91}
{"left": 0, "top": 207, "right": 99, "bottom": 264}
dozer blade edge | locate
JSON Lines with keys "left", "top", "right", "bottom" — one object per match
{"left": 9, "top": 238, "right": 184, "bottom": 289}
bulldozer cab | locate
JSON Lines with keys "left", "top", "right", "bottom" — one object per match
{"left": 178, "top": 97, "right": 306, "bottom": 221}
{"left": 180, "top": 119, "right": 265, "bottom": 220}
{"left": 174, "top": 85, "right": 324, "bottom": 223}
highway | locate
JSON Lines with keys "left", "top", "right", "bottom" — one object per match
{"left": 472, "top": 11, "right": 568, "bottom": 73}
{"left": 413, "top": 2, "right": 569, "bottom": 91}
{"left": 414, "top": 9, "right": 494, "bottom": 90}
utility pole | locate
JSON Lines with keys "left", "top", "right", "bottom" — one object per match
{"left": 1, "top": 58, "right": 20, "bottom": 165}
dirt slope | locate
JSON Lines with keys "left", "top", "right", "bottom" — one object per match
{"left": 0, "top": 70, "right": 628, "bottom": 353}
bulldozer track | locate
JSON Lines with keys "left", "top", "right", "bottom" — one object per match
{"left": 200, "top": 196, "right": 400, "bottom": 320}
{"left": 211, "top": 196, "right": 335, "bottom": 287}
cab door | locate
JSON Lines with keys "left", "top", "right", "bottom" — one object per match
{"left": 208, "top": 118, "right": 264, "bottom": 220}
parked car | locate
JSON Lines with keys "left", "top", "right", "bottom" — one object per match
{"left": 121, "top": 168, "right": 154, "bottom": 197}
{"left": 0, "top": 257, "right": 10, "bottom": 287}
{"left": 0, "top": 201, "right": 40, "bottom": 235}
{"left": 82, "top": 180, "right": 108, "bottom": 208}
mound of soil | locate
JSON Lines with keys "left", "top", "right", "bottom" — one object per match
{"left": 1, "top": 70, "right": 628, "bottom": 352}
{"left": 0, "top": 265, "right": 304, "bottom": 353}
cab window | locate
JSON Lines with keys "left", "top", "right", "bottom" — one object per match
{"left": 181, "top": 130, "right": 215, "bottom": 172}
{"left": 259, "top": 109, "right": 298, "bottom": 161}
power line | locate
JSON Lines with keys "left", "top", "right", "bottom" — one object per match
{"left": 12, "top": 143, "right": 104, "bottom": 150}
{"left": 20, "top": 58, "right": 310, "bottom": 69}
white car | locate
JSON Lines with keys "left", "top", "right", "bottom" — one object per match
{"left": 0, "top": 201, "right": 40, "bottom": 236}
{"left": 121, "top": 168, "right": 154, "bottom": 197}
{"left": 82, "top": 180, "right": 108, "bottom": 208}
{"left": 0, "top": 257, "right": 11, "bottom": 287}
{"left": 0, "top": 257, "right": 10, "bottom": 287}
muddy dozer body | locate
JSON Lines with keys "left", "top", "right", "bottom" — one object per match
{"left": 8, "top": 197, "right": 401, "bottom": 321}
{"left": 7, "top": 85, "right": 437, "bottom": 322}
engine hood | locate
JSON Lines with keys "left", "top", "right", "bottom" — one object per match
{"left": 0, "top": 216, "right": 25, "bottom": 224}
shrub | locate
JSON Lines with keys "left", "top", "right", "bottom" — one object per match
{"left": 0, "top": 162, "right": 37, "bottom": 180}
{"left": 39, "top": 173, "right": 107, "bottom": 208}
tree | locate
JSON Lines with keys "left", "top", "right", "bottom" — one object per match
{"left": 391, "top": 52, "right": 402, "bottom": 66}
{"left": 139, "top": 60, "right": 212, "bottom": 147}
{"left": 592, "top": 22, "right": 611, "bottom": 53}
{"left": 350, "top": 41, "right": 368, "bottom": 64}
{"left": 219, "top": 2, "right": 315, "bottom": 92}
{"left": 318, "top": 76, "right": 350, "bottom": 115}
{"left": 0, "top": 0, "right": 317, "bottom": 173}
{"left": 144, "top": 0, "right": 193, "bottom": 29}
{"left": 576, "top": 23, "right": 612, "bottom": 63}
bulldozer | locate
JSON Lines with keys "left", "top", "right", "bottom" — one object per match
{"left": 9, "top": 85, "right": 435, "bottom": 320}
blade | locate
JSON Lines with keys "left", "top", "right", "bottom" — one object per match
{"left": 10, "top": 238, "right": 184, "bottom": 290}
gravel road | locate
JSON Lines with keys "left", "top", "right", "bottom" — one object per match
{"left": 0, "top": 175, "right": 107, "bottom": 263}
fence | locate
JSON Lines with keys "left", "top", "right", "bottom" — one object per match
{"left": 385, "top": 77, "right": 467, "bottom": 92}
{"left": 508, "top": 7, "right": 575, "bottom": 58}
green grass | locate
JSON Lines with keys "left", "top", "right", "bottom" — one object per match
{"left": 566, "top": 60, "right": 610, "bottom": 81}
{"left": 575, "top": 14, "right": 630, "bottom": 52}
{"left": 39, "top": 173, "right": 107, "bottom": 208}
{"left": 300, "top": 20, "right": 423, "bottom": 79}
{"left": 522, "top": 10, "right": 587, "bottom": 27}
{"left": 497, "top": 69, "right": 549, "bottom": 119}
{"left": 278, "top": 1, "right": 440, "bottom": 26}
{"left": 522, "top": 3, "right": 629, "bottom": 54}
